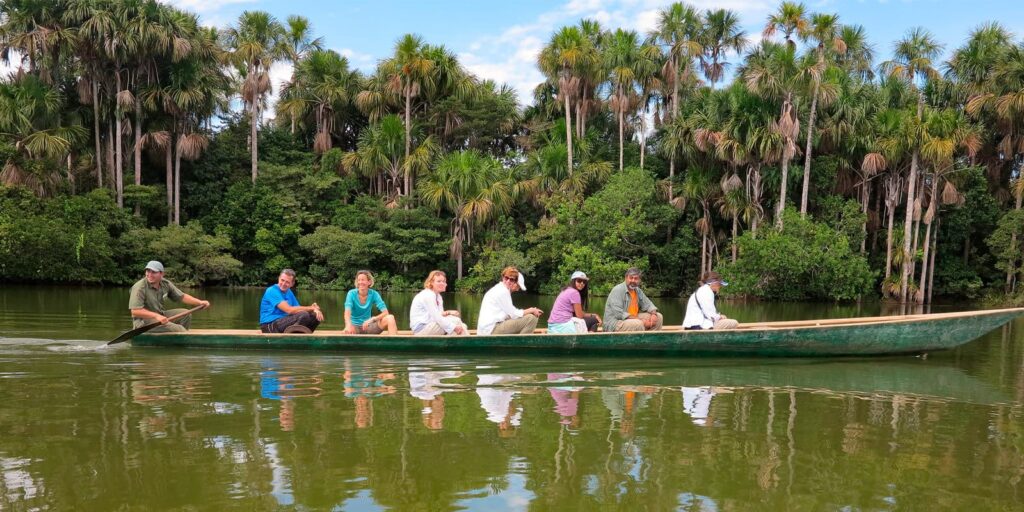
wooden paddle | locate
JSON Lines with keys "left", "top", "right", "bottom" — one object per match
{"left": 108, "top": 305, "right": 207, "bottom": 345}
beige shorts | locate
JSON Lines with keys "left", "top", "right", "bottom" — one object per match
{"left": 356, "top": 319, "right": 385, "bottom": 335}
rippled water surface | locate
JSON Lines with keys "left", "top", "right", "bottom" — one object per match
{"left": 1, "top": 286, "right": 1022, "bottom": 510}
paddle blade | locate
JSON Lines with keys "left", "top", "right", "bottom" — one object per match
{"left": 108, "top": 322, "right": 161, "bottom": 345}
{"left": 107, "top": 304, "right": 207, "bottom": 345}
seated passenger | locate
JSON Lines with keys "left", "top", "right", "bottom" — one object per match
{"left": 259, "top": 269, "right": 323, "bottom": 334}
{"left": 682, "top": 271, "right": 738, "bottom": 330}
{"left": 546, "top": 271, "right": 602, "bottom": 334}
{"left": 343, "top": 270, "right": 398, "bottom": 335}
{"left": 603, "top": 267, "right": 664, "bottom": 332}
{"left": 409, "top": 270, "right": 468, "bottom": 336}
{"left": 477, "top": 267, "right": 543, "bottom": 335}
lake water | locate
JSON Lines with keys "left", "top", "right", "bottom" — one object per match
{"left": 1, "top": 285, "right": 1022, "bottom": 510}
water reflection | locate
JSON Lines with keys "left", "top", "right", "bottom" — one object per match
{"left": 1, "top": 328, "right": 1023, "bottom": 509}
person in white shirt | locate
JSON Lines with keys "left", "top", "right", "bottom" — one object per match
{"left": 476, "top": 266, "right": 543, "bottom": 335}
{"left": 409, "top": 270, "right": 468, "bottom": 336}
{"left": 682, "top": 271, "right": 739, "bottom": 330}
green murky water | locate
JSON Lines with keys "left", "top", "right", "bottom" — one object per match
{"left": 1, "top": 285, "right": 1022, "bottom": 510}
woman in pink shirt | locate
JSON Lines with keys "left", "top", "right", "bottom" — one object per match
{"left": 546, "top": 271, "right": 602, "bottom": 334}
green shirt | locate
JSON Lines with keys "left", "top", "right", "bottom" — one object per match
{"left": 602, "top": 282, "right": 657, "bottom": 332}
{"left": 129, "top": 278, "right": 185, "bottom": 326}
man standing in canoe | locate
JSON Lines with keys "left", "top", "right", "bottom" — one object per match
{"left": 603, "top": 267, "right": 663, "bottom": 332}
{"left": 129, "top": 260, "right": 210, "bottom": 332}
{"left": 682, "top": 271, "right": 738, "bottom": 330}
{"left": 259, "top": 268, "right": 324, "bottom": 334}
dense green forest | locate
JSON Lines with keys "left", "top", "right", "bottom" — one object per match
{"left": 1, "top": 0, "right": 1023, "bottom": 303}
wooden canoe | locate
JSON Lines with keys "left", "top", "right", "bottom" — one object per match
{"left": 130, "top": 307, "right": 1024, "bottom": 357}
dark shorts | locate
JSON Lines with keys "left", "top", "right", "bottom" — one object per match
{"left": 260, "top": 311, "right": 321, "bottom": 334}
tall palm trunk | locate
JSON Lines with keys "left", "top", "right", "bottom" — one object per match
{"left": 165, "top": 132, "right": 173, "bottom": 226}
{"left": 92, "top": 80, "right": 102, "bottom": 188}
{"left": 105, "top": 122, "right": 114, "bottom": 186}
{"left": 250, "top": 96, "right": 259, "bottom": 184}
{"left": 775, "top": 93, "right": 793, "bottom": 229}
{"left": 700, "top": 233, "right": 707, "bottom": 277}
{"left": 799, "top": 82, "right": 819, "bottom": 217}
{"left": 174, "top": 138, "right": 182, "bottom": 225}
{"left": 918, "top": 220, "right": 932, "bottom": 303}
{"left": 900, "top": 97, "right": 925, "bottom": 301}
{"left": 885, "top": 199, "right": 896, "bottom": 282}
{"left": 860, "top": 178, "right": 870, "bottom": 254}
{"left": 639, "top": 112, "right": 645, "bottom": 170}
{"left": 134, "top": 96, "right": 143, "bottom": 216}
{"left": 404, "top": 86, "right": 412, "bottom": 196}
{"left": 731, "top": 213, "right": 739, "bottom": 263}
{"left": 669, "top": 58, "right": 679, "bottom": 204}
{"left": 618, "top": 105, "right": 624, "bottom": 172}
{"left": 564, "top": 90, "right": 573, "bottom": 174}
{"left": 927, "top": 218, "right": 939, "bottom": 303}
{"left": 115, "top": 71, "right": 124, "bottom": 208}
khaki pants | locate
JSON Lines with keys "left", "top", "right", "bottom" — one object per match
{"left": 415, "top": 321, "right": 468, "bottom": 336}
{"left": 614, "top": 312, "right": 664, "bottom": 332}
{"left": 135, "top": 308, "right": 191, "bottom": 332}
{"left": 491, "top": 315, "right": 539, "bottom": 335}
{"left": 714, "top": 318, "right": 739, "bottom": 330}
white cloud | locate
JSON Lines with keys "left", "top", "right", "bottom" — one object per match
{"left": 263, "top": 60, "right": 294, "bottom": 121}
{"left": 164, "top": 0, "right": 259, "bottom": 29}
{"left": 460, "top": 0, "right": 776, "bottom": 105}
{"left": 164, "top": 0, "right": 258, "bottom": 15}
{"left": 337, "top": 48, "right": 377, "bottom": 72}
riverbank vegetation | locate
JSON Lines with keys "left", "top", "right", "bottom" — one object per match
{"left": 1, "top": 1, "right": 1022, "bottom": 303}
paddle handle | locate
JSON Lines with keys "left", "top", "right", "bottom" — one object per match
{"left": 166, "top": 304, "right": 208, "bottom": 322}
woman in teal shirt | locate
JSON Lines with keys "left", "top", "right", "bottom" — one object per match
{"left": 344, "top": 270, "right": 398, "bottom": 335}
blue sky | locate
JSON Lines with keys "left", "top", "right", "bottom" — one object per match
{"left": 168, "top": 0, "right": 1024, "bottom": 108}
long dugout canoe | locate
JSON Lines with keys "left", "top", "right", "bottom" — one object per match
{"left": 131, "top": 308, "right": 1024, "bottom": 357}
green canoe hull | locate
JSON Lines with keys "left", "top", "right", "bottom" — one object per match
{"left": 131, "top": 308, "right": 1024, "bottom": 357}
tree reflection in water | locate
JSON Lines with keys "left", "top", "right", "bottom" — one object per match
{"left": 1, "top": 343, "right": 1023, "bottom": 510}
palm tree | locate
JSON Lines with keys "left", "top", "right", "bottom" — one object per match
{"left": 161, "top": 24, "right": 229, "bottom": 224}
{"left": 280, "top": 15, "right": 324, "bottom": 133}
{"left": 651, "top": 2, "right": 702, "bottom": 196}
{"left": 717, "top": 172, "right": 747, "bottom": 262}
{"left": 379, "top": 34, "right": 433, "bottom": 196}
{"left": 798, "top": 13, "right": 845, "bottom": 216}
{"left": 518, "top": 129, "right": 612, "bottom": 203}
{"left": 698, "top": 9, "right": 747, "bottom": 89}
{"left": 742, "top": 41, "right": 802, "bottom": 229}
{"left": 420, "top": 150, "right": 516, "bottom": 279}
{"left": 539, "top": 26, "right": 594, "bottom": 175}
{"left": 762, "top": 1, "right": 809, "bottom": 48}
{"left": 683, "top": 166, "right": 721, "bottom": 276}
{"left": 875, "top": 105, "right": 917, "bottom": 290}
{"left": 915, "top": 109, "right": 979, "bottom": 302}
{"left": 64, "top": 0, "right": 113, "bottom": 189}
{"left": 880, "top": 27, "right": 942, "bottom": 301}
{"left": 343, "top": 114, "right": 435, "bottom": 202}
{"left": 0, "top": 74, "right": 86, "bottom": 195}
{"left": 604, "top": 29, "right": 645, "bottom": 171}
{"left": 836, "top": 25, "right": 875, "bottom": 81}
{"left": 283, "top": 49, "right": 360, "bottom": 154}
{"left": 223, "top": 10, "right": 286, "bottom": 183}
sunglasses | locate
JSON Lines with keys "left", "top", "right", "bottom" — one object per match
{"left": 574, "top": 279, "right": 587, "bottom": 284}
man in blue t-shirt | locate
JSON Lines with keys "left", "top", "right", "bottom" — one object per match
{"left": 259, "top": 269, "right": 324, "bottom": 334}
